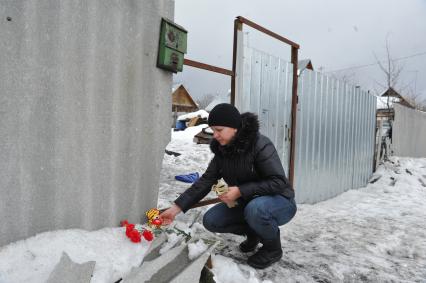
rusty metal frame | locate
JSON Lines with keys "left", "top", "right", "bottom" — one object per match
{"left": 181, "top": 16, "right": 299, "bottom": 199}
{"left": 183, "top": 58, "right": 233, "bottom": 77}
{"left": 231, "top": 16, "right": 299, "bottom": 186}
{"left": 180, "top": 61, "right": 234, "bottom": 209}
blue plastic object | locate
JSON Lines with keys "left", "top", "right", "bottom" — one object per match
{"left": 175, "top": 172, "right": 199, "bottom": 183}
{"left": 175, "top": 120, "right": 186, "bottom": 130}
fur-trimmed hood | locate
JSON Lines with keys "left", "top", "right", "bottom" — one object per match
{"left": 210, "top": 112, "right": 260, "bottom": 156}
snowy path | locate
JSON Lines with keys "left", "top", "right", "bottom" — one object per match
{"left": 159, "top": 127, "right": 426, "bottom": 283}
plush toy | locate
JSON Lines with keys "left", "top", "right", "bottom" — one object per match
{"left": 146, "top": 208, "right": 163, "bottom": 228}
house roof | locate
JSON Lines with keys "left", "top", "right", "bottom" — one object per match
{"left": 298, "top": 59, "right": 314, "bottom": 71}
{"left": 297, "top": 59, "right": 314, "bottom": 76}
{"left": 379, "top": 87, "right": 414, "bottom": 109}
{"left": 205, "top": 90, "right": 231, "bottom": 112}
{"left": 172, "top": 85, "right": 198, "bottom": 109}
{"left": 380, "top": 87, "right": 400, "bottom": 98}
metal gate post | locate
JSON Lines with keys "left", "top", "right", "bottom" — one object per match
{"left": 231, "top": 16, "right": 300, "bottom": 187}
{"left": 289, "top": 46, "right": 299, "bottom": 186}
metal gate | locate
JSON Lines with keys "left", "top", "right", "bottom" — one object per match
{"left": 235, "top": 47, "right": 294, "bottom": 174}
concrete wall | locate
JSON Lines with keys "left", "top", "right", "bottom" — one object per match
{"left": 0, "top": 0, "right": 174, "bottom": 246}
{"left": 393, "top": 104, "right": 426, "bottom": 158}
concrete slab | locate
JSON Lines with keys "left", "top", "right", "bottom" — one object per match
{"left": 122, "top": 238, "right": 218, "bottom": 283}
{"left": 46, "top": 252, "right": 95, "bottom": 283}
{"left": 170, "top": 241, "right": 218, "bottom": 283}
{"left": 142, "top": 232, "right": 168, "bottom": 263}
{"left": 123, "top": 242, "right": 187, "bottom": 282}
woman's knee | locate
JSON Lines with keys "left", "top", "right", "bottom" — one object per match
{"left": 245, "top": 195, "right": 297, "bottom": 227}
{"left": 244, "top": 197, "right": 271, "bottom": 224}
{"left": 202, "top": 203, "right": 229, "bottom": 232}
{"left": 202, "top": 210, "right": 217, "bottom": 232}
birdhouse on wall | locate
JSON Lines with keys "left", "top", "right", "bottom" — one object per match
{"left": 157, "top": 18, "right": 187, "bottom": 73}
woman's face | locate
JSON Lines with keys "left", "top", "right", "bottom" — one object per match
{"left": 211, "top": 126, "right": 238, "bottom": 145}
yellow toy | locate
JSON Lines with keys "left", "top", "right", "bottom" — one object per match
{"left": 146, "top": 208, "right": 163, "bottom": 228}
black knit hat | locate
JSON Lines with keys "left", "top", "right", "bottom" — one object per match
{"left": 208, "top": 103, "right": 242, "bottom": 129}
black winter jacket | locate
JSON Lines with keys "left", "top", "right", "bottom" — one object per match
{"left": 174, "top": 112, "right": 294, "bottom": 213}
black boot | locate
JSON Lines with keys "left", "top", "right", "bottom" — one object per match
{"left": 239, "top": 232, "right": 260, "bottom": 253}
{"left": 247, "top": 236, "right": 283, "bottom": 269}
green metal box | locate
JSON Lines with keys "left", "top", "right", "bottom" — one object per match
{"left": 157, "top": 18, "right": 187, "bottom": 73}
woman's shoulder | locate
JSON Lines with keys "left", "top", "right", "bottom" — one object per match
{"left": 255, "top": 133, "right": 272, "bottom": 146}
{"left": 253, "top": 134, "right": 276, "bottom": 154}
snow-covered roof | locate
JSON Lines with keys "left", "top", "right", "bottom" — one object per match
{"left": 377, "top": 96, "right": 399, "bottom": 109}
{"left": 205, "top": 90, "right": 231, "bottom": 112}
{"left": 380, "top": 87, "right": 400, "bottom": 98}
{"left": 177, "top": 109, "right": 209, "bottom": 121}
{"left": 377, "top": 87, "right": 415, "bottom": 109}
{"left": 172, "top": 83, "right": 181, "bottom": 93}
{"left": 297, "top": 59, "right": 314, "bottom": 76}
{"left": 298, "top": 59, "right": 313, "bottom": 71}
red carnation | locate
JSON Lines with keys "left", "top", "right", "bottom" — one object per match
{"left": 142, "top": 230, "right": 154, "bottom": 241}
{"left": 125, "top": 224, "right": 135, "bottom": 238}
{"left": 129, "top": 229, "right": 141, "bottom": 243}
{"left": 121, "top": 220, "right": 129, "bottom": 227}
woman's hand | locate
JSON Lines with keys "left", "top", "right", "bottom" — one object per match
{"left": 159, "top": 204, "right": 182, "bottom": 225}
{"left": 219, "top": 186, "right": 241, "bottom": 204}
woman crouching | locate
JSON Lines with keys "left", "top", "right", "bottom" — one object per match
{"left": 161, "top": 103, "right": 297, "bottom": 269}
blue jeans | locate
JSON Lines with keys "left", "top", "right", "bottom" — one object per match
{"left": 203, "top": 195, "right": 297, "bottom": 241}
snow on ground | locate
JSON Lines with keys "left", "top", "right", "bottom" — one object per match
{"left": 1, "top": 124, "right": 425, "bottom": 283}
{"left": 0, "top": 227, "right": 149, "bottom": 283}
{"left": 159, "top": 126, "right": 426, "bottom": 282}
{"left": 188, "top": 240, "right": 209, "bottom": 260}
{"left": 158, "top": 125, "right": 215, "bottom": 210}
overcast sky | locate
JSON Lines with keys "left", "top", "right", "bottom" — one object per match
{"left": 173, "top": 0, "right": 426, "bottom": 104}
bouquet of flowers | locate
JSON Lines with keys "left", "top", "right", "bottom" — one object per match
{"left": 121, "top": 208, "right": 192, "bottom": 244}
{"left": 121, "top": 220, "right": 155, "bottom": 243}
{"left": 121, "top": 208, "right": 164, "bottom": 243}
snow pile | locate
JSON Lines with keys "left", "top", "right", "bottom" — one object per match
{"left": 159, "top": 232, "right": 184, "bottom": 255}
{"left": 177, "top": 110, "right": 209, "bottom": 121}
{"left": 171, "top": 124, "right": 208, "bottom": 141}
{"left": 211, "top": 255, "right": 273, "bottom": 283}
{"left": 188, "top": 240, "right": 208, "bottom": 260}
{"left": 0, "top": 228, "right": 149, "bottom": 283}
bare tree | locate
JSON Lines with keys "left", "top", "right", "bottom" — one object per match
{"left": 403, "top": 72, "right": 426, "bottom": 111}
{"left": 374, "top": 37, "right": 405, "bottom": 109}
{"left": 196, "top": 93, "right": 216, "bottom": 109}
{"left": 374, "top": 37, "right": 426, "bottom": 111}
{"left": 329, "top": 71, "right": 357, "bottom": 85}
{"left": 404, "top": 88, "right": 425, "bottom": 110}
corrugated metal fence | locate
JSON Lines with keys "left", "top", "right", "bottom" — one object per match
{"left": 393, "top": 104, "right": 426, "bottom": 158}
{"left": 0, "top": 0, "right": 173, "bottom": 246}
{"left": 237, "top": 47, "right": 377, "bottom": 203}
{"left": 295, "top": 70, "right": 376, "bottom": 203}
